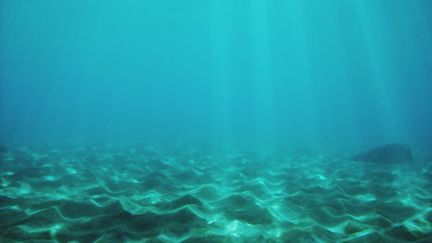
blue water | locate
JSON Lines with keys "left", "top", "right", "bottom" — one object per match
{"left": 1, "top": 0, "right": 431, "bottom": 148}
{"left": 1, "top": 1, "right": 432, "bottom": 242}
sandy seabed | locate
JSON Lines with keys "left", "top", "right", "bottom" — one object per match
{"left": 0, "top": 145, "right": 431, "bottom": 242}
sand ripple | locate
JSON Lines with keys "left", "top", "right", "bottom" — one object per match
{"left": 1, "top": 146, "right": 432, "bottom": 242}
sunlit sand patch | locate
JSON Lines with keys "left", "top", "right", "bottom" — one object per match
{"left": 66, "top": 168, "right": 77, "bottom": 175}
{"left": 354, "top": 193, "right": 376, "bottom": 202}
{"left": 42, "top": 175, "right": 57, "bottom": 181}
{"left": 18, "top": 183, "right": 32, "bottom": 194}
{"left": 1, "top": 178, "right": 10, "bottom": 187}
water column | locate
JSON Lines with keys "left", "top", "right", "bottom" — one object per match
{"left": 209, "top": 0, "right": 233, "bottom": 145}
{"left": 352, "top": 1, "right": 403, "bottom": 142}
{"left": 247, "top": 0, "right": 284, "bottom": 146}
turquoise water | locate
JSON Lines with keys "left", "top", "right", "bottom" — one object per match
{"left": 1, "top": 1, "right": 432, "bottom": 242}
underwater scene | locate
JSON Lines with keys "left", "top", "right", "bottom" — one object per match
{"left": 1, "top": 1, "right": 432, "bottom": 242}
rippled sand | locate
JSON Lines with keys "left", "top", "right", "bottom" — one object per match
{"left": 1, "top": 146, "right": 431, "bottom": 242}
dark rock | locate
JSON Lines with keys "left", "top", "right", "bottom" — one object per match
{"left": 422, "top": 163, "right": 432, "bottom": 181}
{"left": 0, "top": 144, "right": 7, "bottom": 154}
{"left": 291, "top": 146, "right": 313, "bottom": 158}
{"left": 352, "top": 143, "right": 414, "bottom": 163}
